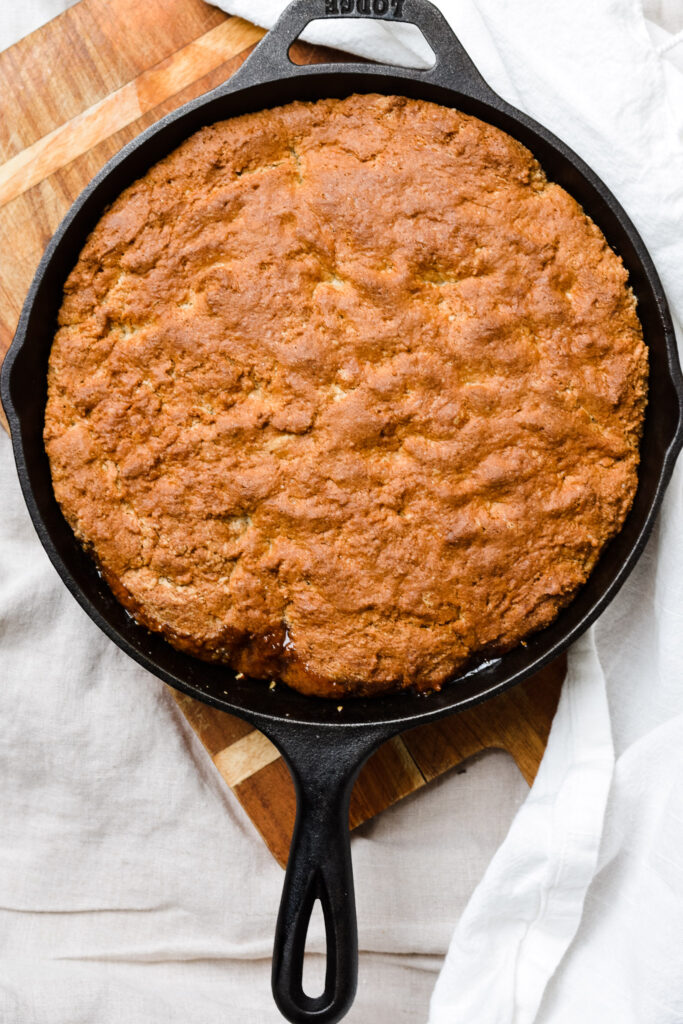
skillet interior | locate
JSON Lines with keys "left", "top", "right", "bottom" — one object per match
{"left": 3, "top": 68, "right": 682, "bottom": 732}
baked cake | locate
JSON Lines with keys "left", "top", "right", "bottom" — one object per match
{"left": 44, "top": 94, "right": 648, "bottom": 697}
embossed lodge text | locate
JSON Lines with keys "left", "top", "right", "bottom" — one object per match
{"left": 325, "top": 0, "right": 406, "bottom": 16}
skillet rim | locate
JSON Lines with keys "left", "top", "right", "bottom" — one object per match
{"left": 2, "top": 57, "right": 682, "bottom": 734}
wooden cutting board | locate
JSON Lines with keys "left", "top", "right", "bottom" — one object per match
{"left": 0, "top": 0, "right": 565, "bottom": 867}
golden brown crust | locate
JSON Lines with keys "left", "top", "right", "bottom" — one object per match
{"left": 44, "top": 94, "right": 648, "bottom": 697}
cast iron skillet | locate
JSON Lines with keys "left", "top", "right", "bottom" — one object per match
{"left": 2, "top": 0, "right": 683, "bottom": 1020}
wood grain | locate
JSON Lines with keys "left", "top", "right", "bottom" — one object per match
{"left": 0, "top": 0, "right": 566, "bottom": 867}
{"left": 0, "top": 18, "right": 265, "bottom": 207}
{"left": 174, "top": 658, "right": 564, "bottom": 867}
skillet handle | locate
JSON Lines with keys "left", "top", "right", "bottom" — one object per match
{"left": 224, "top": 0, "right": 498, "bottom": 102}
{"left": 260, "top": 721, "right": 391, "bottom": 1024}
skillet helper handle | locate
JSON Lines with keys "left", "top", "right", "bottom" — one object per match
{"left": 264, "top": 724, "right": 391, "bottom": 1024}
{"left": 226, "top": 0, "right": 498, "bottom": 101}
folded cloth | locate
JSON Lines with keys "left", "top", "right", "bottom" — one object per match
{"left": 212, "top": 1, "right": 683, "bottom": 1022}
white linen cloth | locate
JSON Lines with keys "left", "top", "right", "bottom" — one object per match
{"left": 0, "top": 0, "right": 76, "bottom": 50}
{"left": 1, "top": 3, "right": 683, "bottom": 1024}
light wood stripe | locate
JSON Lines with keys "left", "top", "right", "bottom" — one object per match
{"left": 213, "top": 732, "right": 424, "bottom": 799}
{"left": 0, "top": 17, "right": 265, "bottom": 209}
{"left": 213, "top": 729, "right": 281, "bottom": 787}
{"left": 389, "top": 735, "right": 428, "bottom": 789}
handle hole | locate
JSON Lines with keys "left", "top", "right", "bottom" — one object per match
{"left": 288, "top": 20, "right": 435, "bottom": 70}
{"left": 301, "top": 897, "right": 327, "bottom": 999}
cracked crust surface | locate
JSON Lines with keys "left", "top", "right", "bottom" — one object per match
{"left": 44, "top": 94, "right": 648, "bottom": 697}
